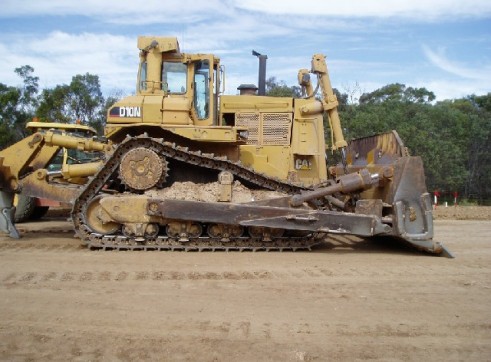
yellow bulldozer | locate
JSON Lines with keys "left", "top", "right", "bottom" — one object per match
{"left": 0, "top": 36, "right": 452, "bottom": 257}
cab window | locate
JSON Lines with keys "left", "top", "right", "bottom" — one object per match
{"left": 139, "top": 61, "right": 147, "bottom": 91}
{"left": 162, "top": 62, "right": 187, "bottom": 93}
{"left": 194, "top": 60, "right": 210, "bottom": 119}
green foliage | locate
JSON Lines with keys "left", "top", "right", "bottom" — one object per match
{"left": 15, "top": 65, "right": 39, "bottom": 111}
{"left": 339, "top": 86, "right": 491, "bottom": 204}
{"left": 37, "top": 85, "right": 72, "bottom": 123}
{"left": 94, "top": 94, "right": 120, "bottom": 134}
{"left": 36, "top": 73, "right": 109, "bottom": 132}
{"left": 0, "top": 66, "right": 121, "bottom": 149}
{"left": 0, "top": 65, "right": 39, "bottom": 145}
{"left": 359, "top": 83, "right": 435, "bottom": 104}
{"left": 68, "top": 73, "right": 104, "bottom": 124}
{"left": 265, "top": 77, "right": 302, "bottom": 98}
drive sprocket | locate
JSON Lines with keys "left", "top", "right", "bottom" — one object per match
{"left": 119, "top": 147, "right": 168, "bottom": 191}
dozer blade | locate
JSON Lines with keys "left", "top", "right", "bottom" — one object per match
{"left": 345, "top": 131, "right": 453, "bottom": 258}
{"left": 389, "top": 156, "right": 454, "bottom": 257}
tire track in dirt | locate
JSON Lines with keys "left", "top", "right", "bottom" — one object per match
{"left": 2, "top": 321, "right": 487, "bottom": 362}
{"left": 1, "top": 269, "right": 315, "bottom": 284}
{"left": 4, "top": 317, "right": 490, "bottom": 344}
{"left": 0, "top": 241, "right": 81, "bottom": 252}
{"left": 2, "top": 265, "right": 489, "bottom": 286}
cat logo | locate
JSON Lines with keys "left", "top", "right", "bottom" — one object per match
{"left": 295, "top": 157, "right": 312, "bottom": 170}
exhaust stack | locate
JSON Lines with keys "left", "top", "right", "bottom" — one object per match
{"left": 252, "top": 50, "right": 267, "bottom": 96}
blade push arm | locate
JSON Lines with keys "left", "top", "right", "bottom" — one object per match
{"left": 298, "top": 54, "right": 347, "bottom": 151}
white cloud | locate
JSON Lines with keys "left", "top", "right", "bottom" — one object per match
{"left": 423, "top": 45, "right": 491, "bottom": 81}
{"left": 0, "top": 32, "right": 138, "bottom": 93}
{"left": 421, "top": 44, "right": 491, "bottom": 98}
{"left": 0, "top": 0, "right": 230, "bottom": 24}
{"left": 416, "top": 79, "right": 489, "bottom": 101}
{"left": 0, "top": 1, "right": 489, "bottom": 101}
{"left": 233, "top": 0, "right": 491, "bottom": 20}
{"left": 3, "top": 0, "right": 490, "bottom": 24}
{"left": 5, "top": 0, "right": 489, "bottom": 22}
{"left": 181, "top": 13, "right": 292, "bottom": 50}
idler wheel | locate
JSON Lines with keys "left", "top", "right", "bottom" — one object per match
{"left": 85, "top": 196, "right": 120, "bottom": 234}
{"left": 119, "top": 147, "right": 167, "bottom": 191}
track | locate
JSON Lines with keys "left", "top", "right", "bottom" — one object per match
{"left": 72, "top": 135, "right": 322, "bottom": 251}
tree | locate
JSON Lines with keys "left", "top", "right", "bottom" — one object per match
{"left": 13, "top": 65, "right": 39, "bottom": 138}
{"left": 359, "top": 83, "right": 435, "bottom": 104}
{"left": 0, "top": 65, "right": 39, "bottom": 147}
{"left": 36, "top": 85, "right": 72, "bottom": 123}
{"left": 459, "top": 94, "right": 491, "bottom": 203}
{"left": 93, "top": 93, "right": 120, "bottom": 134}
{"left": 0, "top": 83, "right": 20, "bottom": 146}
{"left": 265, "top": 77, "right": 302, "bottom": 98}
{"left": 15, "top": 65, "right": 39, "bottom": 113}
{"left": 36, "top": 73, "right": 111, "bottom": 133}
{"left": 68, "top": 73, "right": 104, "bottom": 125}
{"left": 340, "top": 83, "right": 491, "bottom": 203}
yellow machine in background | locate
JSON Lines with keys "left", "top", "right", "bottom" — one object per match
{"left": 0, "top": 36, "right": 452, "bottom": 257}
{"left": 9, "top": 122, "right": 101, "bottom": 222}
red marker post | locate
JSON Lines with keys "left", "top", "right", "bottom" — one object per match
{"left": 433, "top": 191, "right": 440, "bottom": 209}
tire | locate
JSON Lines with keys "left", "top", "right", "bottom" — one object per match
{"left": 13, "top": 194, "right": 36, "bottom": 223}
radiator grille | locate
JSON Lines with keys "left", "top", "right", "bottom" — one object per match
{"left": 262, "top": 113, "right": 291, "bottom": 145}
{"left": 236, "top": 113, "right": 291, "bottom": 146}
{"left": 236, "top": 113, "right": 259, "bottom": 144}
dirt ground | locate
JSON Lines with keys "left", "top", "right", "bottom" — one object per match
{"left": 433, "top": 205, "right": 491, "bottom": 220}
{"left": 0, "top": 208, "right": 490, "bottom": 361}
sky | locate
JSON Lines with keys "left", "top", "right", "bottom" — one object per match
{"left": 0, "top": 0, "right": 490, "bottom": 102}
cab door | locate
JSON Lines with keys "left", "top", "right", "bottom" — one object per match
{"left": 161, "top": 61, "right": 191, "bottom": 125}
{"left": 191, "top": 55, "right": 215, "bottom": 126}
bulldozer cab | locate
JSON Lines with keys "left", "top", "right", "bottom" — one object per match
{"left": 131, "top": 36, "right": 220, "bottom": 127}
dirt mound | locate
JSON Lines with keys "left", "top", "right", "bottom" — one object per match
{"left": 433, "top": 205, "right": 491, "bottom": 220}
{"left": 145, "top": 180, "right": 286, "bottom": 203}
